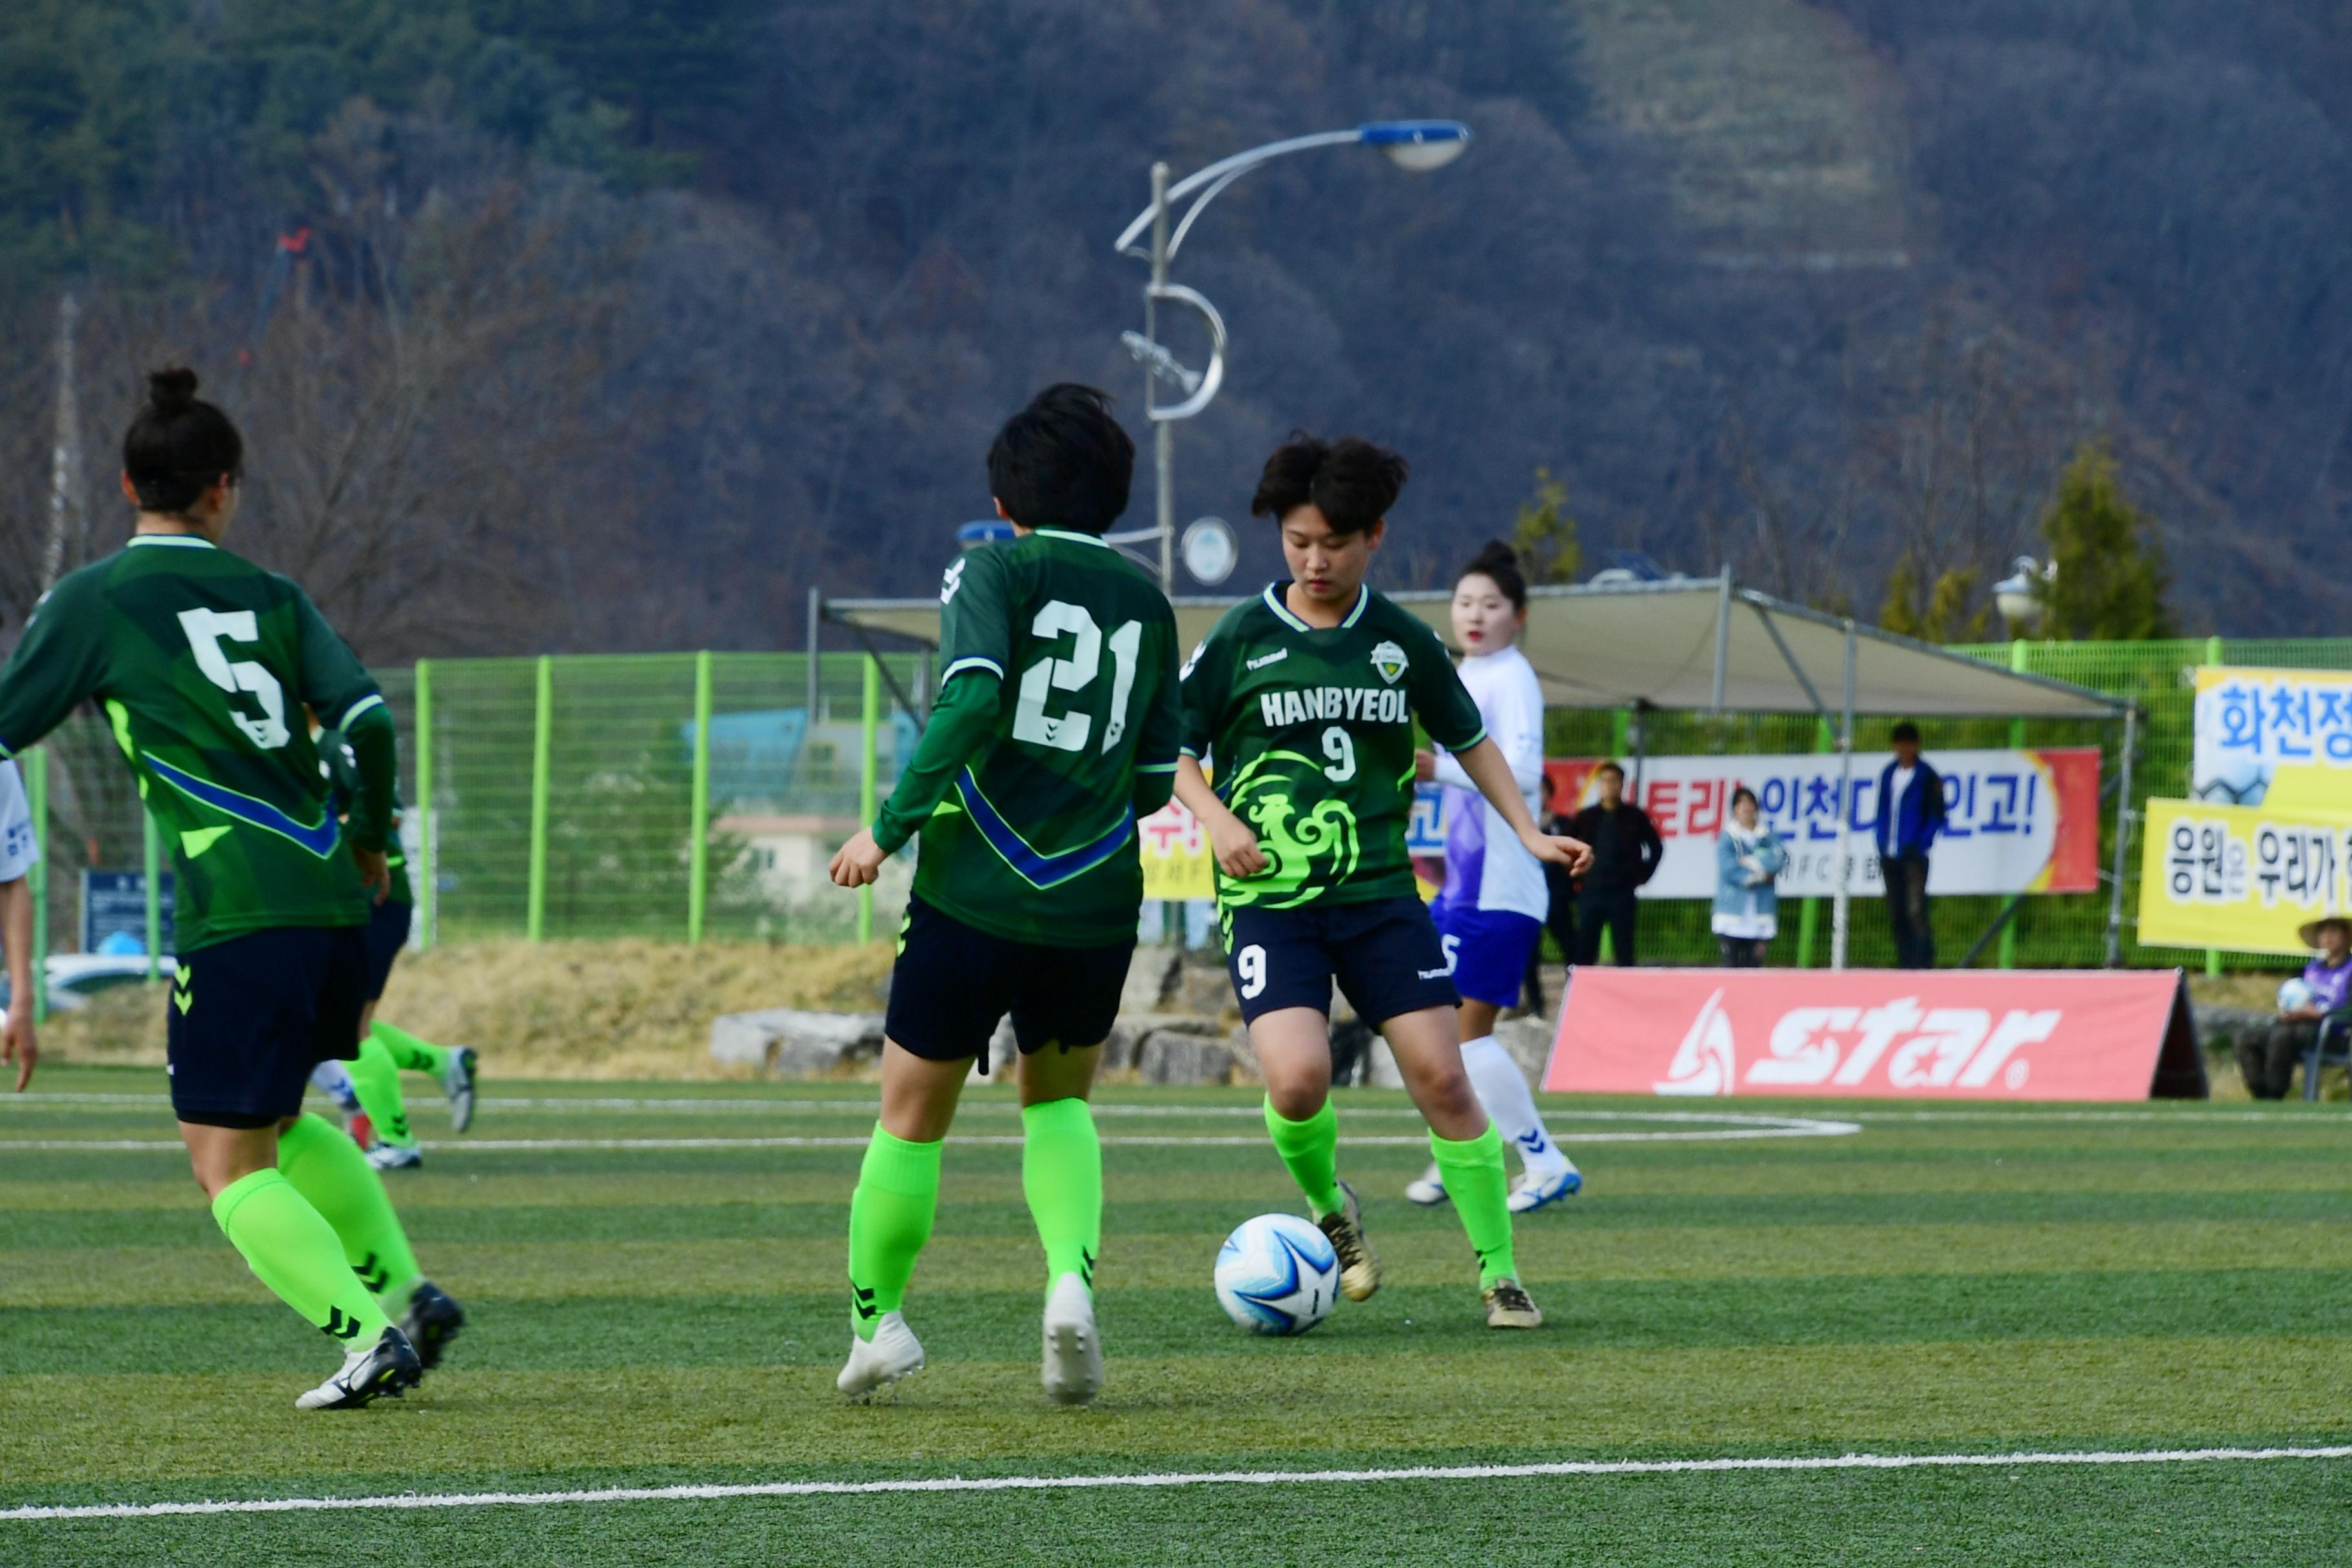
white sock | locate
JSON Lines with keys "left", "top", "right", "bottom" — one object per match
{"left": 1459, "top": 1034, "right": 1569, "bottom": 1179}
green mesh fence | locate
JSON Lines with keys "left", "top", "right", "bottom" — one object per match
{"left": 18, "top": 638, "right": 2352, "bottom": 969}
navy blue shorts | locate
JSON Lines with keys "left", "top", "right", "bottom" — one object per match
{"left": 1222, "top": 896, "right": 1460, "bottom": 1027}
{"left": 364, "top": 898, "right": 413, "bottom": 1000}
{"left": 1429, "top": 898, "right": 1544, "bottom": 1009}
{"left": 166, "top": 926, "right": 371, "bottom": 1129}
{"left": 884, "top": 896, "right": 1135, "bottom": 1064}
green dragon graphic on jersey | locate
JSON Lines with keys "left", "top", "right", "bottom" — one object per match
{"left": 1180, "top": 583, "right": 1484, "bottom": 909}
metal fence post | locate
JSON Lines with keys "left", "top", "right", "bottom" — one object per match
{"left": 26, "top": 748, "right": 46, "bottom": 1022}
{"left": 1796, "top": 715, "right": 1831, "bottom": 968}
{"left": 142, "top": 808, "right": 160, "bottom": 979}
{"left": 2105, "top": 703, "right": 2138, "bottom": 968}
{"left": 857, "top": 653, "right": 879, "bottom": 945}
{"left": 414, "top": 658, "right": 435, "bottom": 950}
{"left": 689, "top": 650, "right": 713, "bottom": 943}
{"left": 2202, "top": 633, "right": 2223, "bottom": 977}
{"left": 527, "top": 654, "right": 553, "bottom": 942}
{"left": 1830, "top": 623, "right": 1857, "bottom": 972}
{"left": 2000, "top": 639, "right": 2028, "bottom": 970}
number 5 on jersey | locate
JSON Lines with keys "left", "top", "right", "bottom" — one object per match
{"left": 178, "top": 608, "right": 289, "bottom": 749}
{"left": 1012, "top": 599, "right": 1144, "bottom": 754}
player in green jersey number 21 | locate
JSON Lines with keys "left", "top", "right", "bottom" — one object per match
{"left": 0, "top": 371, "right": 461, "bottom": 1409}
{"left": 828, "top": 386, "right": 1181, "bottom": 1404}
{"left": 1175, "top": 435, "right": 1592, "bottom": 1330}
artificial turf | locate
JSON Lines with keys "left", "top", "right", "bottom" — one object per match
{"left": 2, "top": 1065, "right": 2346, "bottom": 1565}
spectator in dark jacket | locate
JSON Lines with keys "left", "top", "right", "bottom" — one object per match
{"left": 1874, "top": 721, "right": 1948, "bottom": 969}
{"left": 1567, "top": 761, "right": 1661, "bottom": 966}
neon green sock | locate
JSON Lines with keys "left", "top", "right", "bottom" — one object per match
{"left": 1264, "top": 1097, "right": 1344, "bottom": 1219}
{"left": 847, "top": 1123, "right": 940, "bottom": 1340}
{"left": 369, "top": 1019, "right": 451, "bottom": 1077}
{"left": 277, "top": 1112, "right": 423, "bottom": 1309}
{"left": 346, "top": 1035, "right": 415, "bottom": 1148}
{"left": 211, "top": 1168, "right": 394, "bottom": 1344}
{"left": 1431, "top": 1122, "right": 1518, "bottom": 1288}
{"left": 1021, "top": 1098, "right": 1101, "bottom": 1291}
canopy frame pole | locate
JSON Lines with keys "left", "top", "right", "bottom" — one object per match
{"left": 2104, "top": 703, "right": 2139, "bottom": 968}
{"left": 805, "top": 586, "right": 823, "bottom": 789}
{"left": 1750, "top": 602, "right": 1828, "bottom": 718}
{"left": 1629, "top": 699, "right": 1649, "bottom": 796}
{"left": 1710, "top": 565, "right": 1732, "bottom": 713}
{"left": 1830, "top": 620, "right": 1857, "bottom": 971}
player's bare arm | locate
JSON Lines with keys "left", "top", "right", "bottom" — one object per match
{"left": 1447, "top": 736, "right": 1591, "bottom": 875}
{"left": 1, "top": 876, "right": 34, "bottom": 1092}
{"left": 1174, "top": 754, "right": 1266, "bottom": 878}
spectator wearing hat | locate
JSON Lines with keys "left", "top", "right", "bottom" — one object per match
{"left": 1874, "top": 721, "right": 1947, "bottom": 969}
{"left": 2236, "top": 916, "right": 2352, "bottom": 1099}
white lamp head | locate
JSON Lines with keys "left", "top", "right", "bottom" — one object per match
{"left": 1359, "top": 120, "right": 1472, "bottom": 172}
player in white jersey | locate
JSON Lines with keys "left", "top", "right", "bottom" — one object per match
{"left": 0, "top": 758, "right": 41, "bottom": 1090}
{"left": 1406, "top": 544, "right": 1580, "bottom": 1213}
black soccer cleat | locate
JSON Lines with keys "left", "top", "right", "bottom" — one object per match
{"left": 400, "top": 1280, "right": 467, "bottom": 1372}
{"left": 296, "top": 1325, "right": 423, "bottom": 1409}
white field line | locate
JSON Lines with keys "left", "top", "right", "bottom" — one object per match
{"left": 5, "top": 1445, "right": 2347, "bottom": 1522}
{"left": 0, "top": 1116, "right": 1862, "bottom": 1154}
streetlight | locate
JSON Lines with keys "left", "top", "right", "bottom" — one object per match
{"left": 1994, "top": 554, "right": 2053, "bottom": 635}
{"left": 1105, "top": 120, "right": 1474, "bottom": 589}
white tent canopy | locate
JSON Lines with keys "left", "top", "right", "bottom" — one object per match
{"left": 825, "top": 571, "right": 2134, "bottom": 972}
{"left": 828, "top": 573, "right": 2123, "bottom": 720}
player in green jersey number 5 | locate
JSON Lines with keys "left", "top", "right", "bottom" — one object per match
{"left": 0, "top": 370, "right": 462, "bottom": 1409}
{"left": 828, "top": 386, "right": 1181, "bottom": 1404}
{"left": 1175, "top": 435, "right": 1592, "bottom": 1330}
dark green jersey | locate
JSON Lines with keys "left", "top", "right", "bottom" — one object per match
{"left": 1179, "top": 582, "right": 1485, "bottom": 909}
{"left": 320, "top": 728, "right": 412, "bottom": 907}
{"left": 0, "top": 536, "right": 395, "bottom": 951}
{"left": 874, "top": 529, "right": 1181, "bottom": 945}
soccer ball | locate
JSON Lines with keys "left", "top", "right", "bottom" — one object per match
{"left": 1214, "top": 1213, "right": 1340, "bottom": 1336}
{"left": 2278, "top": 977, "right": 2316, "bottom": 1012}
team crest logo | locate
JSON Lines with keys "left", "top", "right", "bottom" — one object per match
{"left": 939, "top": 557, "right": 968, "bottom": 605}
{"left": 1369, "top": 640, "right": 1409, "bottom": 684}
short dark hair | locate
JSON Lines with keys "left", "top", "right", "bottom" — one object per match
{"left": 1594, "top": 761, "right": 1625, "bottom": 781}
{"left": 1458, "top": 539, "right": 1528, "bottom": 611}
{"left": 1250, "top": 433, "right": 1408, "bottom": 536}
{"left": 986, "top": 384, "right": 1133, "bottom": 535}
{"left": 1731, "top": 785, "right": 1759, "bottom": 811}
{"left": 1890, "top": 721, "right": 1921, "bottom": 743}
{"left": 124, "top": 368, "right": 242, "bottom": 514}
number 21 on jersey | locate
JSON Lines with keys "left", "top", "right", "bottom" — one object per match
{"left": 1012, "top": 599, "right": 1143, "bottom": 754}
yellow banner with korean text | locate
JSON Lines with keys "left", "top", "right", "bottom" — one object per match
{"left": 2137, "top": 797, "right": 2352, "bottom": 956}
{"left": 1137, "top": 798, "right": 1216, "bottom": 901}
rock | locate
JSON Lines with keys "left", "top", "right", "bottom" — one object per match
{"left": 1362, "top": 1037, "right": 1404, "bottom": 1089}
{"left": 1133, "top": 1027, "right": 1235, "bottom": 1084}
{"left": 710, "top": 1008, "right": 885, "bottom": 1076}
{"left": 1120, "top": 946, "right": 1183, "bottom": 1015}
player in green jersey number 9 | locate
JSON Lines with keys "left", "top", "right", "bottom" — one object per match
{"left": 1173, "top": 435, "right": 1592, "bottom": 1331}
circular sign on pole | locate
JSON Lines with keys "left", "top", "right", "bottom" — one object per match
{"left": 1181, "top": 516, "right": 1238, "bottom": 585}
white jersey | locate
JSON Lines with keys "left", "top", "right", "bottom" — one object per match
{"left": 0, "top": 760, "right": 36, "bottom": 883}
{"left": 1433, "top": 643, "right": 1547, "bottom": 921}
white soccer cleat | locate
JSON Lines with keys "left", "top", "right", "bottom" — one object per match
{"left": 1507, "top": 1161, "right": 1583, "bottom": 1213}
{"left": 1041, "top": 1272, "right": 1103, "bottom": 1406}
{"left": 366, "top": 1142, "right": 423, "bottom": 1172}
{"left": 295, "top": 1326, "right": 422, "bottom": 1409}
{"left": 1403, "top": 1162, "right": 1447, "bottom": 1206}
{"left": 837, "top": 1311, "right": 925, "bottom": 1400}
{"left": 442, "top": 1047, "right": 479, "bottom": 1133}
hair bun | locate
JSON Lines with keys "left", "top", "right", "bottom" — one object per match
{"left": 147, "top": 368, "right": 200, "bottom": 413}
{"left": 1467, "top": 539, "right": 1520, "bottom": 575}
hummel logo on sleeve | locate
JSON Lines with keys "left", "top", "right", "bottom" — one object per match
{"left": 939, "top": 557, "right": 968, "bottom": 605}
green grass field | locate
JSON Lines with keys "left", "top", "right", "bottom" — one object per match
{"left": 3, "top": 1064, "right": 2347, "bottom": 1565}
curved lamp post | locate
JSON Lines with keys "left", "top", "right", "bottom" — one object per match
{"left": 1106, "top": 121, "right": 1473, "bottom": 587}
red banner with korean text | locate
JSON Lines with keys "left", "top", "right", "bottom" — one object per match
{"left": 1544, "top": 968, "right": 2205, "bottom": 1101}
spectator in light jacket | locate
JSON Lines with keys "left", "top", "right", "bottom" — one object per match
{"left": 1712, "top": 787, "right": 1787, "bottom": 967}
{"left": 1874, "top": 721, "right": 1948, "bottom": 969}
{"left": 2235, "top": 916, "right": 2352, "bottom": 1099}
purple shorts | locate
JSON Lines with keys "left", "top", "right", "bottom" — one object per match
{"left": 1429, "top": 899, "right": 1544, "bottom": 1009}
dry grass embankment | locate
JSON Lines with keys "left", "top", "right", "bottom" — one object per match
{"left": 37, "top": 939, "right": 895, "bottom": 1081}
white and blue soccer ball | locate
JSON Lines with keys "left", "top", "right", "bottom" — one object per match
{"left": 2279, "top": 977, "right": 2316, "bottom": 1013}
{"left": 1214, "top": 1213, "right": 1339, "bottom": 1336}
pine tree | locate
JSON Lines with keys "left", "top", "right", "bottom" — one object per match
{"left": 1879, "top": 556, "right": 1990, "bottom": 643}
{"left": 1512, "top": 468, "right": 1580, "bottom": 584}
{"left": 2039, "top": 440, "right": 2175, "bottom": 640}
